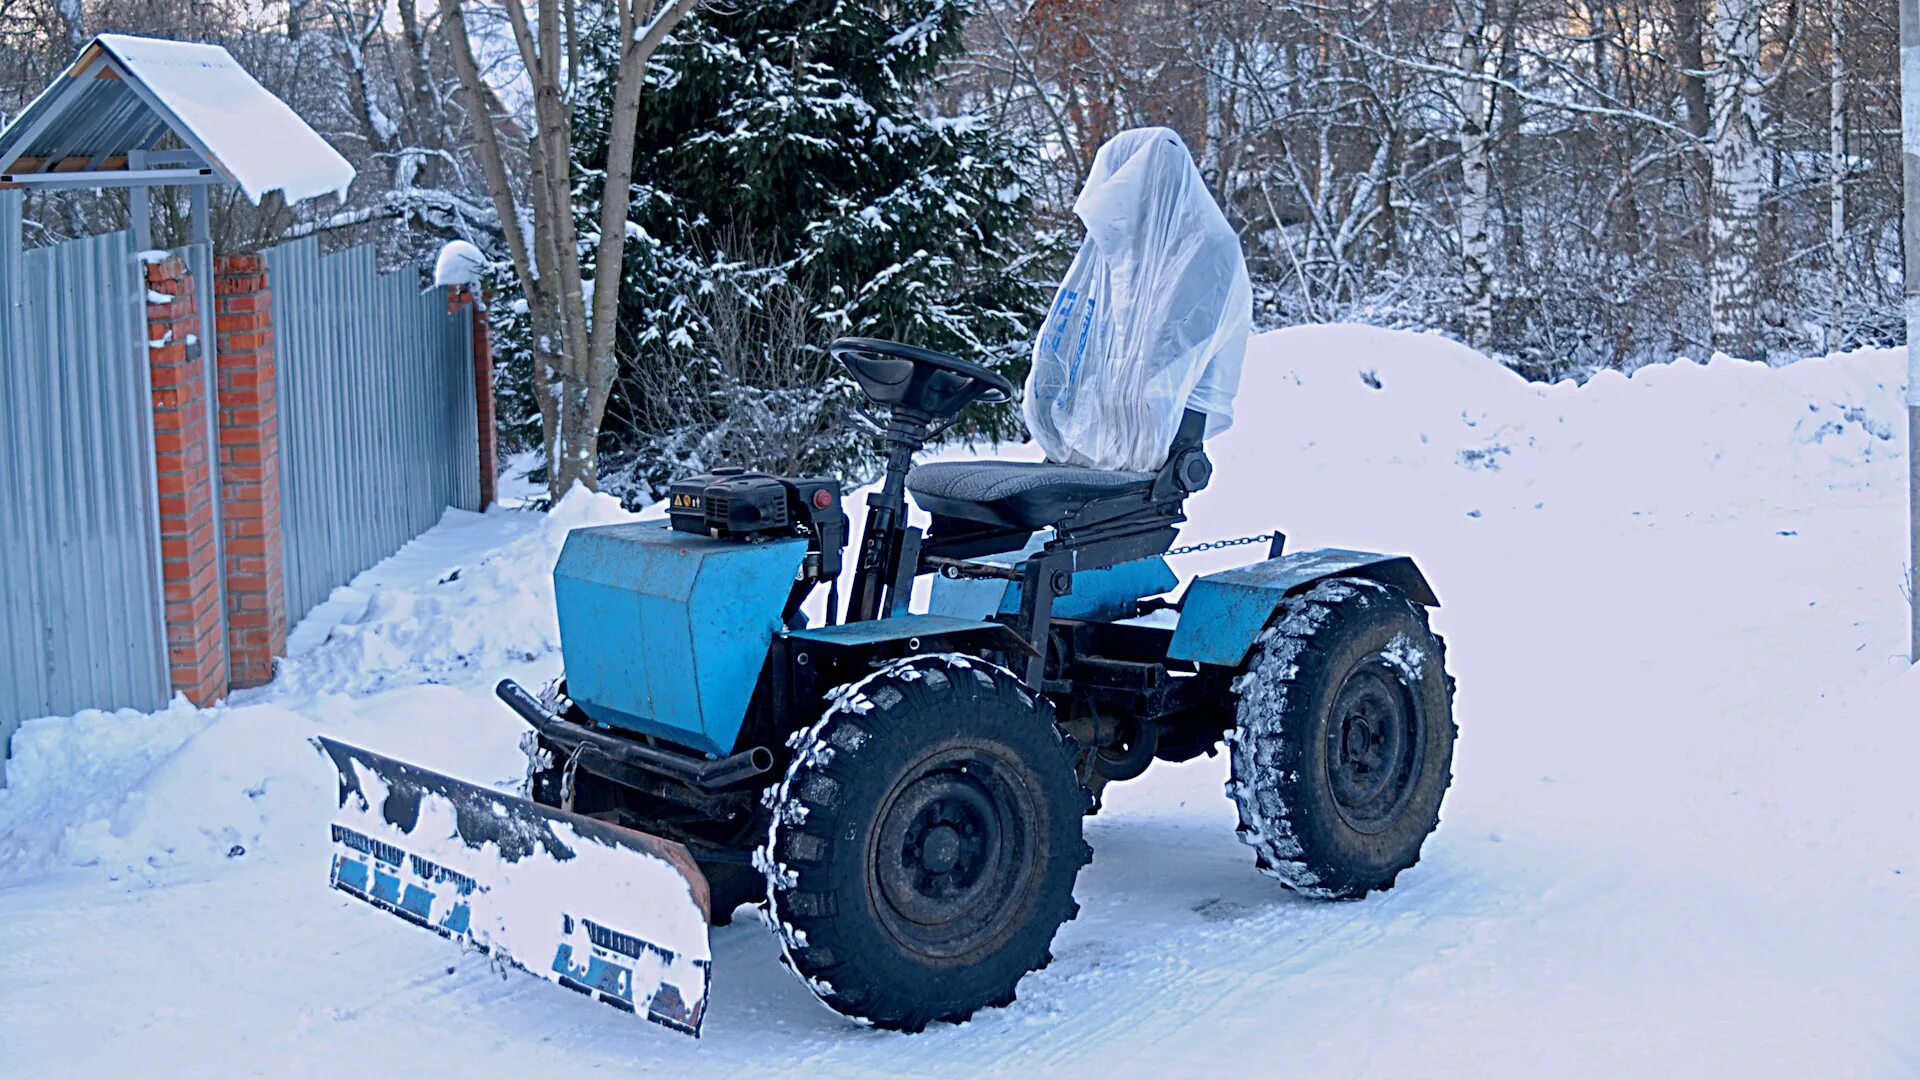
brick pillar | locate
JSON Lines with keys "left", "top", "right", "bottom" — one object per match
{"left": 449, "top": 285, "right": 498, "bottom": 508}
{"left": 214, "top": 253, "right": 287, "bottom": 689}
{"left": 145, "top": 257, "right": 227, "bottom": 705}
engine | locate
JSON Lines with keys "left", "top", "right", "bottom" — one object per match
{"left": 668, "top": 467, "right": 848, "bottom": 579}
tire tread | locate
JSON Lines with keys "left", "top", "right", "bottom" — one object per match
{"left": 756, "top": 655, "right": 1090, "bottom": 1032}
{"left": 1226, "top": 579, "right": 1457, "bottom": 899}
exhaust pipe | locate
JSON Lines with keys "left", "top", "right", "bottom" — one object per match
{"left": 496, "top": 680, "right": 776, "bottom": 792}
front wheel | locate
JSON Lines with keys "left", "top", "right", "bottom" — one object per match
{"left": 1226, "top": 578, "right": 1456, "bottom": 899}
{"left": 756, "top": 655, "right": 1091, "bottom": 1031}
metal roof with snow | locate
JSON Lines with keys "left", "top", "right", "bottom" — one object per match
{"left": 0, "top": 34, "right": 353, "bottom": 204}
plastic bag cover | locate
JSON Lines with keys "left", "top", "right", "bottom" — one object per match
{"left": 1023, "top": 127, "right": 1252, "bottom": 472}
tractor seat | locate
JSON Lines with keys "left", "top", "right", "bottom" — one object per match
{"left": 907, "top": 460, "right": 1154, "bottom": 530}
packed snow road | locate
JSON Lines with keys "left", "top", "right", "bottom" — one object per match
{"left": 3, "top": 326, "right": 1917, "bottom": 1077}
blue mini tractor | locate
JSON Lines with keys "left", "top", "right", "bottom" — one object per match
{"left": 319, "top": 125, "right": 1454, "bottom": 1038}
{"left": 317, "top": 336, "right": 1457, "bottom": 1037}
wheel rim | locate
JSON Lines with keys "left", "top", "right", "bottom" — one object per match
{"left": 1322, "top": 659, "right": 1424, "bottom": 834}
{"left": 872, "top": 748, "right": 1038, "bottom": 961}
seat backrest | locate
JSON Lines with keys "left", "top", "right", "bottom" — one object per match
{"left": 1023, "top": 127, "right": 1253, "bottom": 474}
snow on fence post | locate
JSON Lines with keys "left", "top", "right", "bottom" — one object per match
{"left": 447, "top": 284, "right": 497, "bottom": 509}
{"left": 214, "top": 253, "right": 286, "bottom": 687}
{"left": 1904, "top": 0, "right": 1920, "bottom": 662}
{"left": 145, "top": 255, "right": 228, "bottom": 705}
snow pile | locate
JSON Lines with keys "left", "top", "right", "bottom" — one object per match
{"left": 432, "top": 239, "right": 486, "bottom": 289}
{"left": 0, "top": 685, "right": 526, "bottom": 887}
{"left": 1189, "top": 326, "right": 1905, "bottom": 537}
{"left": 0, "top": 699, "right": 209, "bottom": 876}
{"left": 0, "top": 487, "right": 636, "bottom": 884}
{"left": 271, "top": 485, "right": 638, "bottom": 698}
{"left": 2, "top": 325, "right": 1917, "bottom": 1075}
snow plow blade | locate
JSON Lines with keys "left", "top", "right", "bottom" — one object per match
{"left": 314, "top": 736, "right": 713, "bottom": 1036}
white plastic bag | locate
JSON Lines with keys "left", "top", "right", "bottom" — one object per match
{"left": 1023, "top": 127, "right": 1252, "bottom": 473}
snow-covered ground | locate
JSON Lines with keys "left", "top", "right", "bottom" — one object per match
{"left": 3, "top": 325, "right": 1917, "bottom": 1077}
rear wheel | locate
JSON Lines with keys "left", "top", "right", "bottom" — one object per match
{"left": 756, "top": 655, "right": 1090, "bottom": 1031}
{"left": 1227, "top": 578, "right": 1455, "bottom": 899}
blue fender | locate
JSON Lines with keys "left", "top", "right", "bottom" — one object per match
{"left": 1166, "top": 548, "right": 1440, "bottom": 669}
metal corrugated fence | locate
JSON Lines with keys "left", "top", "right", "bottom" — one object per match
{"left": 265, "top": 237, "right": 480, "bottom": 624}
{"left": 0, "top": 192, "right": 171, "bottom": 757}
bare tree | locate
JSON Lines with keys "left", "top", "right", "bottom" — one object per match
{"left": 939, "top": 0, "right": 1907, "bottom": 374}
{"left": 1453, "top": 0, "right": 1499, "bottom": 349}
{"left": 7, "top": 0, "right": 1907, "bottom": 381}
{"left": 1706, "top": 0, "right": 1767, "bottom": 358}
{"left": 1827, "top": 0, "right": 1847, "bottom": 352}
{"left": 439, "top": 0, "right": 699, "bottom": 498}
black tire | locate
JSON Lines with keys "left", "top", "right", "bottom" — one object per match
{"left": 1227, "top": 578, "right": 1455, "bottom": 899}
{"left": 756, "top": 655, "right": 1091, "bottom": 1032}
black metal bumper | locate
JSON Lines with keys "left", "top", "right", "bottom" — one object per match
{"left": 495, "top": 680, "right": 775, "bottom": 795}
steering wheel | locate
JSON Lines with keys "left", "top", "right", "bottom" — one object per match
{"left": 830, "top": 337, "right": 1015, "bottom": 420}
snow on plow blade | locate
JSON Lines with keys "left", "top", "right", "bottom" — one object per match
{"left": 314, "top": 736, "right": 713, "bottom": 1036}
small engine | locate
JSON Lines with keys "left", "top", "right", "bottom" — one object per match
{"left": 668, "top": 467, "right": 848, "bottom": 578}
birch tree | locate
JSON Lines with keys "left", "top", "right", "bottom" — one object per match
{"left": 439, "top": 0, "right": 700, "bottom": 498}
{"left": 1828, "top": 0, "right": 1848, "bottom": 351}
{"left": 1454, "top": 0, "right": 1499, "bottom": 350}
{"left": 1707, "top": 0, "right": 1767, "bottom": 358}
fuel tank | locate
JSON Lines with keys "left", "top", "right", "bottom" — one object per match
{"left": 553, "top": 520, "right": 807, "bottom": 756}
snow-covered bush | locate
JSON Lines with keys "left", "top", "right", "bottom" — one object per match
{"left": 598, "top": 263, "right": 877, "bottom": 498}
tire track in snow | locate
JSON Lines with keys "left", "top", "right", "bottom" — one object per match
{"left": 1016, "top": 871, "right": 1456, "bottom": 1072}
{"left": 826, "top": 801, "right": 1482, "bottom": 1076}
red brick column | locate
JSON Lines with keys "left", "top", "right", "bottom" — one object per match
{"left": 213, "top": 253, "right": 287, "bottom": 688}
{"left": 449, "top": 285, "right": 498, "bottom": 508}
{"left": 145, "top": 257, "right": 227, "bottom": 705}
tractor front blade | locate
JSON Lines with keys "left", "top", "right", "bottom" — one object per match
{"left": 314, "top": 736, "right": 713, "bottom": 1036}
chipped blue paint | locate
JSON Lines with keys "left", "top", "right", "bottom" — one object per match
{"left": 553, "top": 944, "right": 634, "bottom": 1004}
{"left": 321, "top": 764, "right": 712, "bottom": 1035}
{"left": 332, "top": 826, "right": 480, "bottom": 940}
{"left": 553, "top": 520, "right": 807, "bottom": 756}
{"left": 399, "top": 882, "right": 436, "bottom": 921}
{"left": 1167, "top": 548, "right": 1438, "bottom": 668}
{"left": 332, "top": 853, "right": 369, "bottom": 894}
{"left": 440, "top": 902, "right": 471, "bottom": 936}
{"left": 371, "top": 866, "right": 403, "bottom": 907}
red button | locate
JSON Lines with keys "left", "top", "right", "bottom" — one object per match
{"left": 811, "top": 489, "right": 834, "bottom": 510}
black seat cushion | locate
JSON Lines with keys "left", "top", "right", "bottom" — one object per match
{"left": 907, "top": 460, "right": 1154, "bottom": 529}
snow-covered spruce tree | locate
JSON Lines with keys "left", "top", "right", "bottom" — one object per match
{"left": 558, "top": 0, "right": 1054, "bottom": 502}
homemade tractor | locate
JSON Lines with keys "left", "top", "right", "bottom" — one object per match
{"left": 317, "top": 128, "right": 1455, "bottom": 1038}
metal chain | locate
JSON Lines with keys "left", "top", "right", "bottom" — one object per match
{"left": 1162, "top": 531, "right": 1277, "bottom": 557}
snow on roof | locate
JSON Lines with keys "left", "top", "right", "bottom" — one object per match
{"left": 0, "top": 35, "right": 354, "bottom": 205}
{"left": 95, "top": 35, "right": 354, "bottom": 204}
